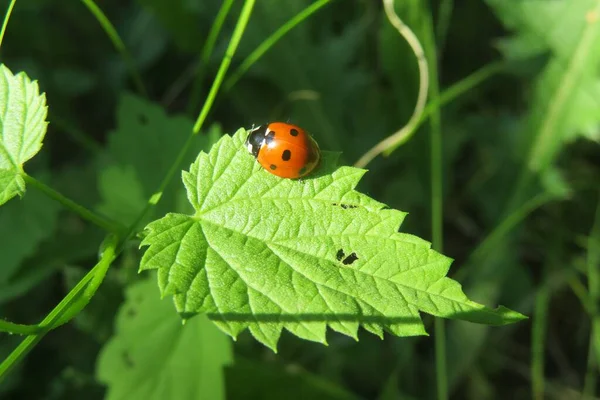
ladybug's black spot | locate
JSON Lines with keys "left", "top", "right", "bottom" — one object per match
{"left": 342, "top": 252, "right": 358, "bottom": 265}
{"left": 270, "top": 164, "right": 277, "bottom": 170}
{"left": 265, "top": 131, "right": 276, "bottom": 146}
{"left": 290, "top": 128, "right": 299, "bottom": 136}
{"left": 298, "top": 167, "right": 307, "bottom": 176}
{"left": 336, "top": 249, "right": 345, "bottom": 261}
{"left": 282, "top": 149, "right": 291, "bottom": 161}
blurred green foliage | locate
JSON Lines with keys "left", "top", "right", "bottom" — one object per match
{"left": 0, "top": 0, "right": 598, "bottom": 399}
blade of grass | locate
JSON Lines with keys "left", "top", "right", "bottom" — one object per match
{"left": 192, "top": 0, "right": 256, "bottom": 134}
{"left": 0, "top": 0, "right": 17, "bottom": 50}
{"left": 125, "top": 0, "right": 256, "bottom": 243}
{"left": 80, "top": 0, "right": 147, "bottom": 97}
{"left": 0, "top": 235, "right": 118, "bottom": 382}
{"left": 583, "top": 191, "right": 600, "bottom": 399}
{"left": 222, "top": 0, "right": 333, "bottom": 93}
{"left": 186, "top": 0, "right": 235, "bottom": 115}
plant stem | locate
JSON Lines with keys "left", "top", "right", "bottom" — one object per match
{"left": 0, "top": 235, "right": 118, "bottom": 382}
{"left": 0, "top": 0, "right": 16, "bottom": 50}
{"left": 126, "top": 0, "right": 256, "bottom": 243}
{"left": 0, "top": 320, "right": 43, "bottom": 335}
{"left": 223, "top": 0, "right": 332, "bottom": 92}
{"left": 80, "top": 0, "right": 147, "bottom": 97}
{"left": 192, "top": 0, "right": 256, "bottom": 134}
{"left": 186, "top": 0, "right": 235, "bottom": 115}
{"left": 23, "top": 173, "right": 123, "bottom": 234}
{"left": 427, "top": 6, "right": 447, "bottom": 399}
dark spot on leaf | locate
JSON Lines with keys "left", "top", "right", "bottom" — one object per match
{"left": 270, "top": 164, "right": 277, "bottom": 170}
{"left": 332, "top": 203, "right": 358, "bottom": 209}
{"left": 282, "top": 149, "right": 291, "bottom": 161}
{"left": 265, "top": 131, "right": 276, "bottom": 145}
{"left": 122, "top": 351, "right": 134, "bottom": 368}
{"left": 138, "top": 114, "right": 148, "bottom": 125}
{"left": 127, "top": 307, "right": 136, "bottom": 317}
{"left": 290, "top": 128, "right": 299, "bottom": 136}
{"left": 343, "top": 252, "right": 358, "bottom": 265}
{"left": 336, "top": 249, "right": 345, "bottom": 261}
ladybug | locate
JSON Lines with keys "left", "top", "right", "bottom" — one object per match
{"left": 245, "top": 122, "right": 320, "bottom": 179}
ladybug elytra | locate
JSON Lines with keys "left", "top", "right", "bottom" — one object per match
{"left": 245, "top": 122, "right": 320, "bottom": 179}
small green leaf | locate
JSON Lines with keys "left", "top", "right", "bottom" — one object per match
{"left": 0, "top": 180, "right": 60, "bottom": 301}
{"left": 140, "top": 129, "right": 526, "bottom": 351}
{"left": 0, "top": 64, "right": 49, "bottom": 205}
{"left": 96, "top": 277, "right": 232, "bottom": 400}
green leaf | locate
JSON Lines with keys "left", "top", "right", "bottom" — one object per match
{"left": 226, "top": 357, "right": 360, "bottom": 400}
{"left": 0, "top": 64, "right": 49, "bottom": 205}
{"left": 487, "top": 0, "right": 600, "bottom": 171}
{"left": 99, "top": 93, "right": 222, "bottom": 222}
{"left": 140, "top": 129, "right": 526, "bottom": 351}
{"left": 96, "top": 277, "right": 232, "bottom": 400}
{"left": 0, "top": 180, "right": 60, "bottom": 298}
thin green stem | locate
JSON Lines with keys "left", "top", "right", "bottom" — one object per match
{"left": 0, "top": 0, "right": 17, "bottom": 51}
{"left": 187, "top": 0, "right": 235, "bottom": 115}
{"left": 125, "top": 0, "right": 256, "bottom": 245}
{"left": 434, "top": 319, "right": 447, "bottom": 400}
{"left": 0, "top": 320, "right": 43, "bottom": 335}
{"left": 356, "top": 61, "right": 503, "bottom": 167}
{"left": 23, "top": 173, "right": 123, "bottom": 234}
{"left": 583, "top": 192, "right": 600, "bottom": 399}
{"left": 355, "top": 0, "right": 429, "bottom": 168}
{"left": 223, "top": 0, "right": 332, "bottom": 92}
{"left": 79, "top": 0, "right": 147, "bottom": 97}
{"left": 426, "top": 7, "right": 447, "bottom": 400}
{"left": 380, "top": 61, "right": 504, "bottom": 157}
{"left": 192, "top": 0, "right": 256, "bottom": 134}
{"left": 470, "top": 192, "right": 555, "bottom": 263}
{"left": 0, "top": 236, "right": 118, "bottom": 382}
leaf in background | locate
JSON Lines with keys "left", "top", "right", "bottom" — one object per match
{"left": 96, "top": 277, "right": 232, "bottom": 400}
{"left": 0, "top": 181, "right": 60, "bottom": 302}
{"left": 135, "top": 0, "right": 215, "bottom": 52}
{"left": 226, "top": 357, "right": 359, "bottom": 400}
{"left": 97, "top": 165, "right": 146, "bottom": 225}
{"left": 487, "top": 0, "right": 600, "bottom": 171}
{"left": 139, "top": 129, "right": 526, "bottom": 351}
{"left": 0, "top": 64, "right": 48, "bottom": 205}
{"left": 98, "top": 93, "right": 221, "bottom": 223}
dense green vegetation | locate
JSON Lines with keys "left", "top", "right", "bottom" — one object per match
{"left": 0, "top": 0, "right": 598, "bottom": 399}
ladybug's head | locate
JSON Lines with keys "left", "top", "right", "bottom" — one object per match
{"left": 245, "top": 125, "right": 265, "bottom": 158}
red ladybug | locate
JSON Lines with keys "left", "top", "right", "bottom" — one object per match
{"left": 245, "top": 122, "right": 320, "bottom": 179}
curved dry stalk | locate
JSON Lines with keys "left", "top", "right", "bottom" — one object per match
{"left": 354, "top": 0, "right": 429, "bottom": 168}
